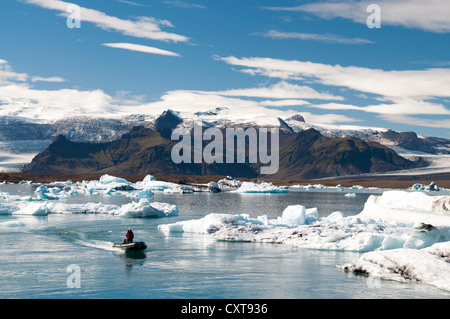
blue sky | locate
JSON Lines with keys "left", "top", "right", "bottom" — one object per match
{"left": 0, "top": 0, "right": 449, "bottom": 137}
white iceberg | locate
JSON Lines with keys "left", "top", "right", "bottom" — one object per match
{"left": 0, "top": 202, "right": 48, "bottom": 216}
{"left": 0, "top": 198, "right": 178, "bottom": 218}
{"left": 159, "top": 191, "right": 450, "bottom": 251}
{"left": 34, "top": 185, "right": 70, "bottom": 200}
{"left": 158, "top": 190, "right": 450, "bottom": 291}
{"left": 233, "top": 182, "right": 289, "bottom": 194}
{"left": 126, "top": 189, "right": 154, "bottom": 199}
{"left": 114, "top": 199, "right": 178, "bottom": 218}
{"left": 339, "top": 241, "right": 450, "bottom": 292}
{"left": 359, "top": 190, "right": 450, "bottom": 227}
{"left": 80, "top": 174, "right": 135, "bottom": 193}
{"left": 163, "top": 185, "right": 194, "bottom": 194}
{"left": 135, "top": 174, "right": 178, "bottom": 192}
{"left": 345, "top": 193, "right": 356, "bottom": 198}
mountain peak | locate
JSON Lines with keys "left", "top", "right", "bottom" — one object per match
{"left": 154, "top": 110, "right": 183, "bottom": 138}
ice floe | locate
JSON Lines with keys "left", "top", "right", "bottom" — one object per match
{"left": 0, "top": 199, "right": 178, "bottom": 218}
{"left": 158, "top": 190, "right": 450, "bottom": 290}
{"left": 359, "top": 190, "right": 450, "bottom": 227}
{"left": 232, "top": 181, "right": 289, "bottom": 194}
{"left": 339, "top": 242, "right": 450, "bottom": 291}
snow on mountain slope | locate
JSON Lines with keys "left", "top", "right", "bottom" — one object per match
{"left": 0, "top": 107, "right": 449, "bottom": 175}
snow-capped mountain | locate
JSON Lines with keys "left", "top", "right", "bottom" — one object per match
{"left": 1, "top": 107, "right": 449, "bottom": 175}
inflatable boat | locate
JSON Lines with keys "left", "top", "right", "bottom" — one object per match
{"left": 112, "top": 241, "right": 147, "bottom": 251}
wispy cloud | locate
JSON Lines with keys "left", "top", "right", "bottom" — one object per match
{"left": 116, "top": 0, "right": 147, "bottom": 7}
{"left": 217, "top": 56, "right": 450, "bottom": 99}
{"left": 216, "top": 55, "right": 450, "bottom": 129}
{"left": 264, "top": 0, "right": 450, "bottom": 33}
{"left": 163, "top": 0, "right": 206, "bottom": 9}
{"left": 102, "top": 43, "right": 181, "bottom": 57}
{"left": 215, "top": 81, "right": 342, "bottom": 101}
{"left": 31, "top": 76, "right": 66, "bottom": 83}
{"left": 262, "top": 30, "right": 373, "bottom": 44}
{"left": 0, "top": 59, "right": 65, "bottom": 85}
{"left": 25, "top": 0, "right": 189, "bottom": 42}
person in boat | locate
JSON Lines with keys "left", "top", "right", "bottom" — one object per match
{"left": 125, "top": 228, "right": 134, "bottom": 244}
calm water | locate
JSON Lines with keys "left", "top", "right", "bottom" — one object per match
{"left": 0, "top": 184, "right": 449, "bottom": 299}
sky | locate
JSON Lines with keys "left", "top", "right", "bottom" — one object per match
{"left": 0, "top": 0, "right": 449, "bottom": 137}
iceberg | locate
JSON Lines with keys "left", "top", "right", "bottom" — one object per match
{"left": 217, "top": 176, "right": 242, "bottom": 191}
{"left": 126, "top": 189, "right": 154, "bottom": 199}
{"left": 34, "top": 185, "right": 70, "bottom": 200}
{"left": 135, "top": 174, "right": 178, "bottom": 192}
{"left": 339, "top": 242, "right": 450, "bottom": 292}
{"left": 233, "top": 182, "right": 288, "bottom": 194}
{"left": 0, "top": 199, "right": 178, "bottom": 218}
{"left": 158, "top": 190, "right": 450, "bottom": 291}
{"left": 359, "top": 190, "right": 450, "bottom": 227}
{"left": 80, "top": 174, "right": 135, "bottom": 192}
{"left": 163, "top": 185, "right": 194, "bottom": 194}
{"left": 0, "top": 202, "right": 48, "bottom": 216}
{"left": 159, "top": 191, "right": 450, "bottom": 252}
{"left": 113, "top": 199, "right": 178, "bottom": 218}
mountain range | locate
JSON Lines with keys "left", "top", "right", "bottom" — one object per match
{"left": 21, "top": 109, "right": 434, "bottom": 179}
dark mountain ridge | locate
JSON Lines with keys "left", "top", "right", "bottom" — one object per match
{"left": 23, "top": 121, "right": 423, "bottom": 179}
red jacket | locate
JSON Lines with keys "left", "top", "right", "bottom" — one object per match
{"left": 126, "top": 230, "right": 134, "bottom": 240}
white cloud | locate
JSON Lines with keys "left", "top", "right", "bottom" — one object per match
{"left": 215, "top": 81, "right": 342, "bottom": 101}
{"left": 379, "top": 114, "right": 450, "bottom": 129}
{"left": 139, "top": 89, "right": 358, "bottom": 126}
{"left": 0, "top": 59, "right": 28, "bottom": 85}
{"left": 265, "top": 0, "right": 450, "bottom": 33}
{"left": 102, "top": 43, "right": 181, "bottom": 57}
{"left": 260, "top": 99, "right": 310, "bottom": 107}
{"left": 217, "top": 56, "right": 450, "bottom": 99}
{"left": 216, "top": 55, "right": 450, "bottom": 131}
{"left": 31, "top": 76, "right": 66, "bottom": 83}
{"left": 116, "top": 0, "right": 147, "bottom": 7}
{"left": 25, "top": 0, "right": 189, "bottom": 42}
{"left": 163, "top": 0, "right": 206, "bottom": 9}
{"left": 0, "top": 83, "right": 122, "bottom": 120}
{"left": 263, "top": 30, "right": 373, "bottom": 44}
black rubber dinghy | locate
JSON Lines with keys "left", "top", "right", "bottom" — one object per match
{"left": 113, "top": 241, "right": 147, "bottom": 251}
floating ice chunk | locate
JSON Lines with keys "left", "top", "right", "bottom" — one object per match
{"left": 410, "top": 181, "right": 443, "bottom": 192}
{"left": 136, "top": 175, "right": 178, "bottom": 191}
{"left": 0, "top": 202, "right": 49, "bottom": 215}
{"left": 143, "top": 175, "right": 157, "bottom": 182}
{"left": 80, "top": 174, "right": 135, "bottom": 192}
{"left": 280, "top": 205, "right": 306, "bottom": 226}
{"left": 127, "top": 189, "right": 154, "bottom": 199}
{"left": 8, "top": 199, "right": 179, "bottom": 218}
{"left": 115, "top": 199, "right": 178, "bottom": 218}
{"left": 359, "top": 191, "right": 450, "bottom": 227}
{"left": 339, "top": 241, "right": 450, "bottom": 292}
{"left": 99, "top": 174, "right": 129, "bottom": 185}
{"left": 345, "top": 193, "right": 356, "bottom": 197}
{"left": 233, "top": 182, "right": 288, "bottom": 194}
{"left": 163, "top": 185, "right": 194, "bottom": 194}
{"left": 217, "top": 176, "right": 242, "bottom": 190}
